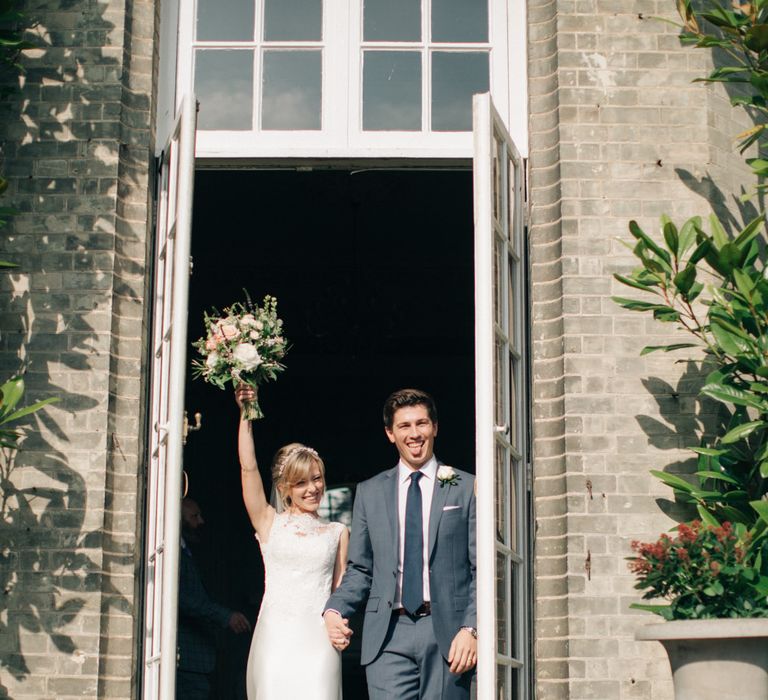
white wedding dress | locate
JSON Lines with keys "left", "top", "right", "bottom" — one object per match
{"left": 246, "top": 511, "right": 345, "bottom": 699}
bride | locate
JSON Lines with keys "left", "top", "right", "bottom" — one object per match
{"left": 235, "top": 386, "right": 350, "bottom": 699}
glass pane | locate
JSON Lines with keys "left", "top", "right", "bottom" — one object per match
{"left": 364, "top": 0, "right": 421, "bottom": 41}
{"left": 509, "top": 458, "right": 518, "bottom": 550}
{"left": 508, "top": 156, "right": 518, "bottom": 245}
{"left": 509, "top": 355, "right": 518, "bottom": 448}
{"left": 195, "top": 50, "right": 254, "bottom": 130}
{"left": 432, "top": 0, "right": 488, "bottom": 42}
{"left": 363, "top": 51, "right": 421, "bottom": 131}
{"left": 497, "top": 665, "right": 510, "bottom": 700}
{"left": 196, "top": 0, "right": 254, "bottom": 41}
{"left": 496, "top": 552, "right": 508, "bottom": 655}
{"left": 264, "top": 0, "right": 322, "bottom": 41}
{"left": 493, "top": 138, "right": 502, "bottom": 223}
{"left": 507, "top": 257, "right": 516, "bottom": 343}
{"left": 509, "top": 561, "right": 518, "bottom": 659}
{"left": 494, "top": 237, "right": 503, "bottom": 325}
{"left": 262, "top": 51, "right": 322, "bottom": 130}
{"left": 494, "top": 337, "right": 504, "bottom": 425}
{"left": 432, "top": 52, "right": 488, "bottom": 131}
{"left": 495, "top": 443, "right": 506, "bottom": 543}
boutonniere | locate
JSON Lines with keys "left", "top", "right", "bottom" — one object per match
{"left": 437, "top": 465, "right": 460, "bottom": 487}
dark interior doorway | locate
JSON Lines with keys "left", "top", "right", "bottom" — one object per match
{"left": 181, "top": 168, "right": 475, "bottom": 699}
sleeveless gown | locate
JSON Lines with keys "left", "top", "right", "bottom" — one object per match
{"left": 246, "top": 511, "right": 345, "bottom": 699}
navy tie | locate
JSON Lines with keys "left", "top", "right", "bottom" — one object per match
{"left": 402, "top": 471, "right": 424, "bottom": 615}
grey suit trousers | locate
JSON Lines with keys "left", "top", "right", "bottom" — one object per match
{"left": 365, "top": 613, "right": 472, "bottom": 700}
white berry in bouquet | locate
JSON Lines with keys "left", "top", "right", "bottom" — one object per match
{"left": 192, "top": 292, "right": 288, "bottom": 420}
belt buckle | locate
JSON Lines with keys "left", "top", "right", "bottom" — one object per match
{"left": 415, "top": 602, "right": 430, "bottom": 617}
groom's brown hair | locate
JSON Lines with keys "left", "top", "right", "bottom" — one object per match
{"left": 383, "top": 388, "right": 438, "bottom": 429}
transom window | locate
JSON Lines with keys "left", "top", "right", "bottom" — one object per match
{"left": 172, "top": 0, "right": 523, "bottom": 157}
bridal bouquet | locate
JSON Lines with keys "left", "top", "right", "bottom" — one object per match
{"left": 191, "top": 293, "right": 288, "bottom": 420}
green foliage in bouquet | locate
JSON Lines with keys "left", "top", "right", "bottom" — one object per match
{"left": 629, "top": 520, "right": 768, "bottom": 619}
{"left": 191, "top": 293, "right": 288, "bottom": 420}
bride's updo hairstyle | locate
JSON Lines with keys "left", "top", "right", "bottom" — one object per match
{"left": 271, "top": 442, "right": 326, "bottom": 509}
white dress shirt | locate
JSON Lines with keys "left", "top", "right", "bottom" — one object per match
{"left": 394, "top": 456, "right": 437, "bottom": 609}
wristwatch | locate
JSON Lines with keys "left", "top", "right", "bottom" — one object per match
{"left": 460, "top": 626, "right": 477, "bottom": 639}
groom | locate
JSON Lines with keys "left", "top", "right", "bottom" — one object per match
{"left": 324, "top": 388, "right": 477, "bottom": 699}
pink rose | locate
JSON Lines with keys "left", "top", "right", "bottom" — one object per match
{"left": 219, "top": 323, "right": 238, "bottom": 340}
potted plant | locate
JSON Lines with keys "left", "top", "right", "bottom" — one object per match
{"left": 628, "top": 521, "right": 768, "bottom": 698}
{"left": 612, "top": 1, "right": 768, "bottom": 696}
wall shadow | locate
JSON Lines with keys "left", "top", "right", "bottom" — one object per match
{"left": 0, "top": 1, "right": 140, "bottom": 696}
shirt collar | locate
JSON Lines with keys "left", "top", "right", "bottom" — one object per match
{"left": 398, "top": 456, "right": 438, "bottom": 484}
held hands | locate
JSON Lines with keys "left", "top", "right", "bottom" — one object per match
{"left": 228, "top": 611, "right": 252, "bottom": 634}
{"left": 323, "top": 610, "right": 353, "bottom": 651}
{"left": 448, "top": 628, "right": 477, "bottom": 674}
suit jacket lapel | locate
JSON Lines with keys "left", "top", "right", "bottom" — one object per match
{"left": 428, "top": 463, "right": 450, "bottom": 557}
{"left": 383, "top": 466, "right": 399, "bottom": 560}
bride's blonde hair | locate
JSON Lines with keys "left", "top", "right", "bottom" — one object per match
{"left": 271, "top": 443, "right": 325, "bottom": 509}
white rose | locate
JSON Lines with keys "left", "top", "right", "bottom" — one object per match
{"left": 206, "top": 352, "right": 220, "bottom": 369}
{"left": 437, "top": 465, "right": 457, "bottom": 482}
{"left": 232, "top": 343, "right": 262, "bottom": 371}
{"left": 240, "top": 314, "right": 257, "bottom": 328}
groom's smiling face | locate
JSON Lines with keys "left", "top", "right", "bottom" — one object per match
{"left": 385, "top": 404, "right": 438, "bottom": 470}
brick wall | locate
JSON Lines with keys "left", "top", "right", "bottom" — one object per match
{"left": 528, "top": 1, "right": 754, "bottom": 698}
{"left": 0, "top": 0, "right": 156, "bottom": 697}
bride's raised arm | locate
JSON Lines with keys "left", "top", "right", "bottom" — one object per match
{"left": 235, "top": 385, "right": 275, "bottom": 539}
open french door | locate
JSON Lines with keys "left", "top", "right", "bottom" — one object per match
{"left": 141, "top": 95, "right": 197, "bottom": 700}
{"left": 473, "top": 93, "right": 530, "bottom": 699}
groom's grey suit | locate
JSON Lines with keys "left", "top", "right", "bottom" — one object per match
{"left": 325, "top": 460, "right": 476, "bottom": 698}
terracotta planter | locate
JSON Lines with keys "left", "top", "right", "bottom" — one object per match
{"left": 636, "top": 618, "right": 768, "bottom": 700}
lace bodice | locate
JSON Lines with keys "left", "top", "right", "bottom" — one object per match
{"left": 256, "top": 512, "right": 345, "bottom": 621}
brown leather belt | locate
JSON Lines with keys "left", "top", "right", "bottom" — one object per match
{"left": 394, "top": 602, "right": 431, "bottom": 618}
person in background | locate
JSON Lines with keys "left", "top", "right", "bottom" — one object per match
{"left": 177, "top": 497, "right": 251, "bottom": 700}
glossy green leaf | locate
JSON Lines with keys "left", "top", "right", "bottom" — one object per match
{"left": 613, "top": 274, "right": 658, "bottom": 293}
{"left": 629, "top": 220, "right": 672, "bottom": 265}
{"left": 678, "top": 217, "right": 700, "bottom": 258}
{"left": 640, "top": 343, "right": 698, "bottom": 355}
{"left": 688, "top": 237, "right": 712, "bottom": 265}
{"left": 674, "top": 265, "right": 697, "bottom": 294}
{"left": 710, "top": 214, "right": 729, "bottom": 249}
{"left": 733, "top": 214, "right": 766, "bottom": 249}
{"left": 697, "top": 504, "right": 721, "bottom": 526}
{"left": 721, "top": 420, "right": 766, "bottom": 444}
{"left": 696, "top": 470, "right": 740, "bottom": 484}
{"left": 0, "top": 376, "right": 25, "bottom": 415}
{"left": 611, "top": 297, "right": 670, "bottom": 312}
{"left": 689, "top": 446, "right": 729, "bottom": 456}
{"left": 663, "top": 220, "right": 679, "bottom": 255}
{"left": 650, "top": 469, "right": 696, "bottom": 493}
{"left": 701, "top": 383, "right": 768, "bottom": 409}
{"left": 751, "top": 500, "right": 768, "bottom": 526}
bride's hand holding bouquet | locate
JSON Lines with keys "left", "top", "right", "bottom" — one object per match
{"left": 192, "top": 293, "right": 288, "bottom": 420}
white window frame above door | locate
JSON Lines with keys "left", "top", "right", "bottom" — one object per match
{"left": 162, "top": 0, "right": 528, "bottom": 159}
